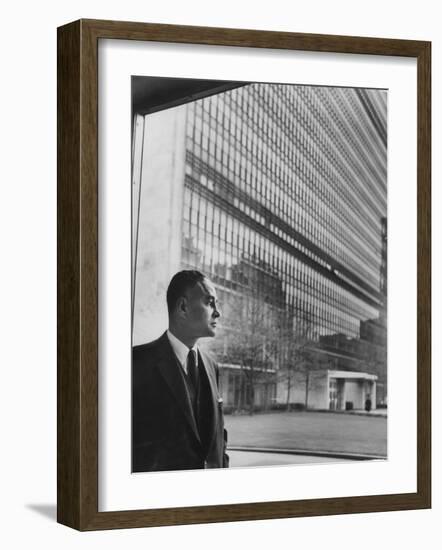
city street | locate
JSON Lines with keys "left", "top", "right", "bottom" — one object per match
{"left": 225, "top": 410, "right": 387, "bottom": 464}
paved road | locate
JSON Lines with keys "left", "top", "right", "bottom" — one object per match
{"left": 225, "top": 410, "right": 387, "bottom": 457}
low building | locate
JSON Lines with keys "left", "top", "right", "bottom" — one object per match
{"left": 277, "top": 369, "right": 377, "bottom": 411}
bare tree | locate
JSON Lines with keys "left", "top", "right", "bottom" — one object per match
{"left": 222, "top": 291, "right": 278, "bottom": 414}
{"left": 277, "top": 310, "right": 331, "bottom": 409}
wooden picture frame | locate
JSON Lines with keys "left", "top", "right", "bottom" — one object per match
{"left": 57, "top": 18, "right": 431, "bottom": 530}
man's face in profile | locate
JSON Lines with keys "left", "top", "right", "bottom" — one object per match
{"left": 184, "top": 278, "right": 220, "bottom": 339}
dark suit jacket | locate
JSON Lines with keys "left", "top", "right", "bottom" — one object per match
{"left": 132, "top": 332, "right": 229, "bottom": 472}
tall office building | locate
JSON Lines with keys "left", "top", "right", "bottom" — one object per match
{"left": 132, "top": 81, "right": 387, "bottom": 411}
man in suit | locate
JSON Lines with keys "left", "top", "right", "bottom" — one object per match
{"left": 132, "top": 270, "right": 229, "bottom": 472}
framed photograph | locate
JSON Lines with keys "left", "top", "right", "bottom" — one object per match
{"left": 57, "top": 19, "right": 431, "bottom": 530}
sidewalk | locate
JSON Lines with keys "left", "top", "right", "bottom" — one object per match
{"left": 228, "top": 449, "right": 354, "bottom": 468}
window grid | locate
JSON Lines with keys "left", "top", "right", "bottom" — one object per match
{"left": 182, "top": 83, "right": 386, "bottom": 340}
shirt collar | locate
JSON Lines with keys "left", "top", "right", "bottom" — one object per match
{"left": 166, "top": 330, "right": 198, "bottom": 372}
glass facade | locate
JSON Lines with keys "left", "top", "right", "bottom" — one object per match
{"left": 181, "top": 84, "right": 386, "bottom": 350}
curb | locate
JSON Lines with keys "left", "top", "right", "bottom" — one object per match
{"left": 306, "top": 409, "right": 388, "bottom": 418}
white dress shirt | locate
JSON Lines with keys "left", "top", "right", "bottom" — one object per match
{"left": 166, "top": 330, "right": 198, "bottom": 375}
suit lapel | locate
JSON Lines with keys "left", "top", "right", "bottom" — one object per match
{"left": 155, "top": 333, "right": 201, "bottom": 444}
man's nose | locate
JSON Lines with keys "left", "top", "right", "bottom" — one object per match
{"left": 213, "top": 308, "right": 220, "bottom": 318}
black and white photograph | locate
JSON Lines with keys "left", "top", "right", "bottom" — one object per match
{"left": 0, "top": 0, "right": 437, "bottom": 542}
{"left": 131, "top": 77, "right": 388, "bottom": 473}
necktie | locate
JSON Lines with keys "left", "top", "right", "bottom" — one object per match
{"left": 187, "top": 349, "right": 199, "bottom": 397}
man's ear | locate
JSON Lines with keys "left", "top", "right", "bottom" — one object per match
{"left": 176, "top": 296, "right": 188, "bottom": 318}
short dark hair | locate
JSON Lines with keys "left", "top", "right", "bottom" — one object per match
{"left": 166, "top": 270, "right": 207, "bottom": 314}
